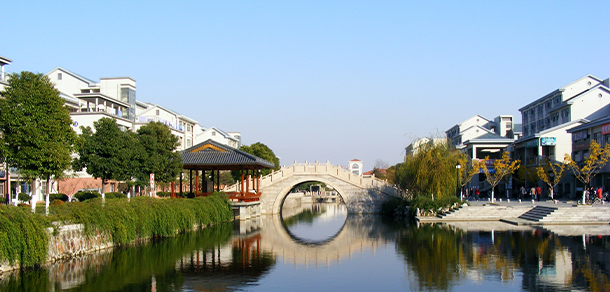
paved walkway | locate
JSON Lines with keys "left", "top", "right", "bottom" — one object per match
{"left": 417, "top": 196, "right": 610, "bottom": 226}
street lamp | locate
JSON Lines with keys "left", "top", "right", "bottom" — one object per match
{"left": 456, "top": 163, "right": 462, "bottom": 200}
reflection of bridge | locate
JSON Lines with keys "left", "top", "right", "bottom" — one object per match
{"left": 226, "top": 162, "right": 397, "bottom": 215}
{"left": 255, "top": 214, "right": 392, "bottom": 266}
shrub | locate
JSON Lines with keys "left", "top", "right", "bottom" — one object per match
{"left": 157, "top": 191, "right": 171, "bottom": 198}
{"left": 18, "top": 193, "right": 31, "bottom": 202}
{"left": 73, "top": 191, "right": 101, "bottom": 202}
{"left": 381, "top": 196, "right": 410, "bottom": 216}
{"left": 410, "top": 195, "right": 462, "bottom": 217}
{"left": 104, "top": 192, "right": 127, "bottom": 199}
{"left": 0, "top": 205, "right": 50, "bottom": 267}
{"left": 50, "top": 199, "right": 64, "bottom": 206}
{"left": 49, "top": 193, "right": 69, "bottom": 202}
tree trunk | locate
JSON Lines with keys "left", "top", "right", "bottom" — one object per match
{"left": 30, "top": 178, "right": 37, "bottom": 213}
{"left": 45, "top": 177, "right": 51, "bottom": 215}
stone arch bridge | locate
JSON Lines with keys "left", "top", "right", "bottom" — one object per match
{"left": 225, "top": 162, "right": 398, "bottom": 214}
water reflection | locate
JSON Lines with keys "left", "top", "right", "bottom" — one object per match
{"left": 3, "top": 210, "right": 610, "bottom": 291}
{"left": 281, "top": 203, "right": 348, "bottom": 245}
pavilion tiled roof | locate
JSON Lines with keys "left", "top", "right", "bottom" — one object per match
{"left": 181, "top": 139, "right": 275, "bottom": 170}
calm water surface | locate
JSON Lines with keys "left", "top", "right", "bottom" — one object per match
{"left": 2, "top": 202, "right": 610, "bottom": 292}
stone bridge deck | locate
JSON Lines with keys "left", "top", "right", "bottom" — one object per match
{"left": 225, "top": 162, "right": 398, "bottom": 215}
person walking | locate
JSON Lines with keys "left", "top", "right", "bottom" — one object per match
{"left": 530, "top": 186, "right": 536, "bottom": 201}
{"left": 520, "top": 186, "right": 526, "bottom": 200}
{"left": 536, "top": 186, "right": 542, "bottom": 201}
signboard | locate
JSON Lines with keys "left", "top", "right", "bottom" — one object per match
{"left": 524, "top": 139, "right": 539, "bottom": 148}
{"left": 482, "top": 159, "right": 496, "bottom": 174}
{"left": 573, "top": 140, "right": 590, "bottom": 152}
{"left": 572, "top": 130, "right": 588, "bottom": 141}
{"left": 540, "top": 137, "right": 556, "bottom": 146}
{"left": 602, "top": 123, "right": 610, "bottom": 135}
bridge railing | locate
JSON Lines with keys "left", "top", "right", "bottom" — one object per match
{"left": 223, "top": 162, "right": 391, "bottom": 192}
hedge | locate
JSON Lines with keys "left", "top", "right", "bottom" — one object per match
{"left": 0, "top": 192, "right": 233, "bottom": 268}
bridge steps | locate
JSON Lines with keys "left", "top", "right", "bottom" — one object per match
{"left": 434, "top": 205, "right": 533, "bottom": 221}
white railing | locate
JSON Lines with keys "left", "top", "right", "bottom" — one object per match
{"left": 223, "top": 161, "right": 389, "bottom": 192}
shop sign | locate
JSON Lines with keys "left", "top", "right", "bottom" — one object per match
{"left": 573, "top": 140, "right": 590, "bottom": 152}
{"left": 524, "top": 139, "right": 539, "bottom": 148}
{"left": 572, "top": 130, "right": 588, "bottom": 141}
{"left": 602, "top": 123, "right": 610, "bottom": 135}
{"left": 540, "top": 137, "right": 556, "bottom": 146}
{"left": 481, "top": 159, "right": 496, "bottom": 174}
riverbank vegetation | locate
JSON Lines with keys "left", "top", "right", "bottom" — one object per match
{"left": 382, "top": 137, "right": 519, "bottom": 218}
{"left": 0, "top": 193, "right": 233, "bottom": 268}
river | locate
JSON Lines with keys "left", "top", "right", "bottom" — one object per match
{"left": 1, "top": 202, "right": 610, "bottom": 292}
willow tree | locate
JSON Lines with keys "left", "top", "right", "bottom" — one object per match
{"left": 0, "top": 72, "right": 76, "bottom": 213}
{"left": 395, "top": 139, "right": 457, "bottom": 199}
{"left": 536, "top": 157, "right": 568, "bottom": 200}
{"left": 482, "top": 151, "right": 520, "bottom": 200}
{"left": 565, "top": 140, "right": 610, "bottom": 203}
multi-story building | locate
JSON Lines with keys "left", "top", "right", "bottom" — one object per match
{"left": 0, "top": 55, "right": 10, "bottom": 91}
{"left": 0, "top": 56, "right": 11, "bottom": 199}
{"left": 194, "top": 126, "right": 241, "bottom": 149}
{"left": 134, "top": 101, "right": 200, "bottom": 151}
{"left": 405, "top": 137, "right": 447, "bottom": 156}
{"left": 566, "top": 116, "right": 610, "bottom": 193}
{"left": 46, "top": 67, "right": 136, "bottom": 134}
{"left": 446, "top": 115, "right": 521, "bottom": 195}
{"left": 514, "top": 75, "right": 610, "bottom": 168}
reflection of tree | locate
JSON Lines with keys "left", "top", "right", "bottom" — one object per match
{"left": 0, "top": 223, "right": 234, "bottom": 292}
{"left": 282, "top": 209, "right": 324, "bottom": 227}
{"left": 395, "top": 224, "right": 572, "bottom": 291}
{"left": 396, "top": 224, "right": 467, "bottom": 290}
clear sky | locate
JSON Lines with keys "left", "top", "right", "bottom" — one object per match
{"left": 3, "top": 1, "right": 609, "bottom": 169}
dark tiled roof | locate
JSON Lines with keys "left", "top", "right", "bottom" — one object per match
{"left": 181, "top": 139, "right": 275, "bottom": 170}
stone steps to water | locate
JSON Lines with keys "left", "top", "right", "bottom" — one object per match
{"left": 435, "top": 205, "right": 533, "bottom": 221}
{"left": 518, "top": 206, "right": 558, "bottom": 222}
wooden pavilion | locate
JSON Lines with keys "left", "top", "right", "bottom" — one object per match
{"left": 178, "top": 139, "right": 275, "bottom": 202}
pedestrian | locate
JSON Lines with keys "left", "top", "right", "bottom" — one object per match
{"left": 536, "top": 186, "right": 542, "bottom": 201}
{"left": 530, "top": 186, "right": 536, "bottom": 200}
{"left": 520, "top": 186, "right": 526, "bottom": 200}
{"left": 597, "top": 187, "right": 603, "bottom": 199}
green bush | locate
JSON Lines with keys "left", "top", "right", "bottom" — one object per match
{"left": 73, "top": 191, "right": 101, "bottom": 202}
{"left": 49, "top": 193, "right": 69, "bottom": 202}
{"left": 49, "top": 192, "right": 232, "bottom": 246}
{"left": 0, "top": 205, "right": 50, "bottom": 267}
{"left": 104, "top": 192, "right": 127, "bottom": 199}
{"left": 50, "top": 199, "right": 64, "bottom": 206}
{"left": 18, "top": 193, "right": 31, "bottom": 202}
{"left": 410, "top": 195, "right": 462, "bottom": 216}
{"left": 157, "top": 191, "right": 171, "bottom": 198}
{"left": 381, "top": 196, "right": 410, "bottom": 216}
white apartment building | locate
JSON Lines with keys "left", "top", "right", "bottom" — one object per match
{"left": 514, "top": 75, "right": 610, "bottom": 167}
{"left": 194, "top": 126, "right": 241, "bottom": 149}
{"left": 446, "top": 115, "right": 520, "bottom": 150}
{"left": 46, "top": 67, "right": 136, "bottom": 134}
{"left": 405, "top": 137, "right": 447, "bottom": 156}
{"left": 134, "top": 102, "right": 200, "bottom": 151}
{"left": 567, "top": 116, "right": 610, "bottom": 192}
{"left": 0, "top": 56, "right": 10, "bottom": 91}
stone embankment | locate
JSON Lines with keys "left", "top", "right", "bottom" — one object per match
{"left": 0, "top": 223, "right": 113, "bottom": 275}
{"left": 417, "top": 200, "right": 610, "bottom": 225}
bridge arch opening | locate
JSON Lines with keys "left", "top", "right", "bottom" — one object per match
{"left": 271, "top": 177, "right": 349, "bottom": 215}
{"left": 278, "top": 179, "right": 348, "bottom": 245}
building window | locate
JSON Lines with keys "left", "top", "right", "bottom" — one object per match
{"left": 57, "top": 73, "right": 62, "bottom": 80}
{"left": 187, "top": 125, "right": 191, "bottom": 132}
{"left": 186, "top": 139, "right": 192, "bottom": 147}
{"left": 156, "top": 109, "right": 160, "bottom": 116}
{"left": 212, "top": 131, "right": 216, "bottom": 136}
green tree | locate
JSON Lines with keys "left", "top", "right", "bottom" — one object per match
{"left": 514, "top": 164, "right": 539, "bottom": 188}
{"left": 395, "top": 139, "right": 457, "bottom": 199}
{"left": 0, "top": 72, "right": 76, "bottom": 213}
{"left": 136, "top": 122, "right": 182, "bottom": 188}
{"left": 239, "top": 142, "right": 280, "bottom": 177}
{"left": 565, "top": 140, "right": 610, "bottom": 203}
{"left": 536, "top": 157, "right": 568, "bottom": 200}
{"left": 72, "top": 118, "right": 135, "bottom": 195}
{"left": 482, "top": 151, "right": 520, "bottom": 200}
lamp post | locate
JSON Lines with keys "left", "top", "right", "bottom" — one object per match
{"left": 456, "top": 163, "right": 462, "bottom": 200}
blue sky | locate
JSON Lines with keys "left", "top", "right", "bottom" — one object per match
{"left": 3, "top": 1, "right": 609, "bottom": 169}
